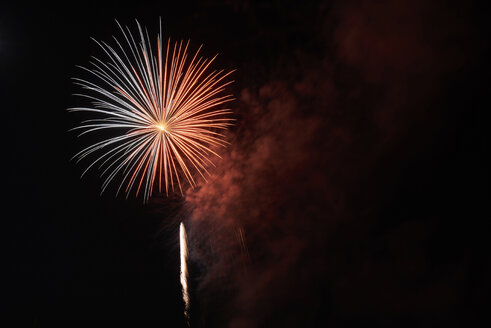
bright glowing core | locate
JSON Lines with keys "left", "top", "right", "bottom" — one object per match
{"left": 156, "top": 123, "right": 168, "bottom": 132}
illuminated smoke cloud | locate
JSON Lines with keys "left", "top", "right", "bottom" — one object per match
{"left": 184, "top": 0, "right": 479, "bottom": 327}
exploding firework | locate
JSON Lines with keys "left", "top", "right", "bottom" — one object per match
{"left": 180, "top": 222, "right": 190, "bottom": 324}
{"left": 69, "top": 20, "right": 234, "bottom": 201}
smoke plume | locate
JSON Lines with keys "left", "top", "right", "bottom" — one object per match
{"left": 183, "top": 1, "right": 482, "bottom": 326}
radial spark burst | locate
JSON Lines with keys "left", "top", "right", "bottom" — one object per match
{"left": 69, "top": 21, "right": 234, "bottom": 201}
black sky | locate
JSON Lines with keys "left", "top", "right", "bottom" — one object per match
{"left": 1, "top": 1, "right": 489, "bottom": 327}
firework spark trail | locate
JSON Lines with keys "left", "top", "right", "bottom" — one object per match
{"left": 69, "top": 20, "right": 234, "bottom": 201}
{"left": 180, "top": 222, "right": 190, "bottom": 324}
{"left": 236, "top": 226, "right": 251, "bottom": 274}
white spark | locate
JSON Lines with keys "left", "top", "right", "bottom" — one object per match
{"left": 180, "top": 222, "right": 190, "bottom": 324}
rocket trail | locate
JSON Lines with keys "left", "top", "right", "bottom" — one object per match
{"left": 180, "top": 222, "right": 190, "bottom": 324}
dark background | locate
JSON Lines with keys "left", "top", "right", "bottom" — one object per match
{"left": 1, "top": 1, "right": 489, "bottom": 327}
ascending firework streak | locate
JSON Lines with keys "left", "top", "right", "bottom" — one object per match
{"left": 69, "top": 20, "right": 234, "bottom": 202}
{"left": 180, "top": 222, "right": 190, "bottom": 324}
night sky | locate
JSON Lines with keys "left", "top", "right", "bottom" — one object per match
{"left": 2, "top": 1, "right": 489, "bottom": 327}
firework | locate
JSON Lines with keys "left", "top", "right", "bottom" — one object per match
{"left": 180, "top": 222, "right": 190, "bottom": 324}
{"left": 69, "top": 20, "right": 234, "bottom": 201}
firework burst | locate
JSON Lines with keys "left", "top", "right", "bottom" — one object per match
{"left": 69, "top": 20, "right": 234, "bottom": 201}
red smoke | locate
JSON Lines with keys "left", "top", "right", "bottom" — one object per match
{"left": 183, "top": 1, "right": 481, "bottom": 326}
